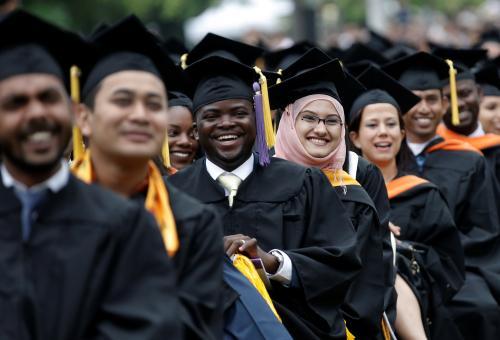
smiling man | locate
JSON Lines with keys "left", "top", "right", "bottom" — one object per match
{"left": 169, "top": 33, "right": 361, "bottom": 340}
{"left": 432, "top": 49, "right": 500, "bottom": 185}
{"left": 72, "top": 16, "right": 223, "bottom": 340}
{"left": 0, "top": 10, "right": 181, "bottom": 340}
{"left": 384, "top": 51, "right": 500, "bottom": 340}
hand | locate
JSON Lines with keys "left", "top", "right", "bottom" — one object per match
{"left": 223, "top": 234, "right": 280, "bottom": 274}
{"left": 389, "top": 221, "right": 401, "bottom": 237}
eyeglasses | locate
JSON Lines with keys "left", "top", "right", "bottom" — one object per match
{"left": 300, "top": 114, "right": 343, "bottom": 127}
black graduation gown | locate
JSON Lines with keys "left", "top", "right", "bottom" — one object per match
{"left": 482, "top": 145, "right": 500, "bottom": 186}
{"left": 169, "top": 156, "right": 361, "bottom": 340}
{"left": 388, "top": 174, "right": 465, "bottom": 339}
{"left": 328, "top": 174, "right": 385, "bottom": 339}
{"left": 401, "top": 137, "right": 500, "bottom": 339}
{"left": 0, "top": 174, "right": 181, "bottom": 340}
{"left": 347, "top": 153, "right": 397, "bottom": 324}
{"left": 133, "top": 182, "right": 224, "bottom": 340}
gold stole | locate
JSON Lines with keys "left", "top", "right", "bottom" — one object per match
{"left": 71, "top": 151, "right": 179, "bottom": 257}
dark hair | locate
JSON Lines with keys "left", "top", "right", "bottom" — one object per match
{"left": 347, "top": 103, "right": 413, "bottom": 171}
{"left": 82, "top": 82, "right": 102, "bottom": 110}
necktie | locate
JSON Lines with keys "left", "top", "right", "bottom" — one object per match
{"left": 415, "top": 153, "right": 427, "bottom": 173}
{"left": 15, "top": 189, "right": 49, "bottom": 241}
{"left": 217, "top": 172, "right": 242, "bottom": 207}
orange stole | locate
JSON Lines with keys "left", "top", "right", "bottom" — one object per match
{"left": 437, "top": 124, "right": 500, "bottom": 151}
{"left": 71, "top": 151, "right": 179, "bottom": 257}
{"left": 386, "top": 175, "right": 429, "bottom": 199}
{"left": 427, "top": 138, "right": 483, "bottom": 155}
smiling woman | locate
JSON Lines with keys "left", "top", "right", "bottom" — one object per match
{"left": 167, "top": 91, "right": 198, "bottom": 170}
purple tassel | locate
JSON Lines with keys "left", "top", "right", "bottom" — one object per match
{"left": 253, "top": 82, "right": 270, "bottom": 166}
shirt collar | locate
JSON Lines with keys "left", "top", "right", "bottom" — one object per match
{"left": 406, "top": 135, "right": 440, "bottom": 156}
{"left": 1, "top": 160, "right": 69, "bottom": 193}
{"left": 468, "top": 122, "right": 485, "bottom": 137}
{"left": 205, "top": 154, "right": 254, "bottom": 181}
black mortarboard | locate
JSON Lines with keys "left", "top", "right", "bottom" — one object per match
{"left": 478, "top": 28, "right": 500, "bottom": 45}
{"left": 168, "top": 91, "right": 193, "bottom": 111}
{"left": 383, "top": 43, "right": 417, "bottom": 61}
{"left": 262, "top": 41, "right": 315, "bottom": 71}
{"left": 342, "top": 42, "right": 389, "bottom": 66}
{"left": 0, "top": 10, "right": 87, "bottom": 89}
{"left": 268, "top": 47, "right": 365, "bottom": 118}
{"left": 163, "top": 37, "right": 188, "bottom": 65}
{"left": 184, "top": 33, "right": 264, "bottom": 68}
{"left": 382, "top": 51, "right": 450, "bottom": 90}
{"left": 432, "top": 47, "right": 488, "bottom": 80}
{"left": 474, "top": 63, "right": 500, "bottom": 97}
{"left": 345, "top": 61, "right": 375, "bottom": 77}
{"left": 80, "top": 15, "right": 181, "bottom": 99}
{"left": 349, "top": 66, "right": 421, "bottom": 121}
{"left": 367, "top": 29, "right": 394, "bottom": 51}
{"left": 325, "top": 46, "right": 344, "bottom": 60}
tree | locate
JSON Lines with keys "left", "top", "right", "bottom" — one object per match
{"left": 22, "top": 0, "right": 218, "bottom": 37}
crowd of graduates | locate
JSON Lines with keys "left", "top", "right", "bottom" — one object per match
{"left": 1, "top": 7, "right": 500, "bottom": 340}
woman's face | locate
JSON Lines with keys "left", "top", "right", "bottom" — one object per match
{"left": 294, "top": 100, "right": 343, "bottom": 158}
{"left": 479, "top": 96, "right": 500, "bottom": 135}
{"left": 167, "top": 106, "right": 198, "bottom": 170}
{"left": 349, "top": 103, "right": 404, "bottom": 166}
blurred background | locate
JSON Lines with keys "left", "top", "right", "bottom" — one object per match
{"left": 2, "top": 0, "right": 500, "bottom": 57}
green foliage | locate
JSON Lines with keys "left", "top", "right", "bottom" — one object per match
{"left": 22, "top": 0, "right": 218, "bottom": 34}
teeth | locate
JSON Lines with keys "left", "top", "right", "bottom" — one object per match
{"left": 308, "top": 138, "right": 327, "bottom": 145}
{"left": 171, "top": 152, "right": 190, "bottom": 158}
{"left": 28, "top": 131, "right": 51, "bottom": 142}
{"left": 375, "top": 143, "right": 391, "bottom": 147}
{"left": 416, "top": 117, "right": 431, "bottom": 122}
{"left": 217, "top": 134, "right": 238, "bottom": 141}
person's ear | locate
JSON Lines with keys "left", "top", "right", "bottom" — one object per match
{"left": 75, "top": 103, "right": 93, "bottom": 137}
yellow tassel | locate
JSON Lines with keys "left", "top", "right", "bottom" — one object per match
{"left": 445, "top": 59, "right": 460, "bottom": 126}
{"left": 180, "top": 53, "right": 188, "bottom": 70}
{"left": 161, "top": 136, "right": 171, "bottom": 168}
{"left": 253, "top": 66, "right": 276, "bottom": 147}
{"left": 70, "top": 65, "right": 85, "bottom": 161}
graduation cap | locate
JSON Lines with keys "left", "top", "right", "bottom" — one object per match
{"left": 168, "top": 91, "right": 193, "bottom": 111}
{"left": 268, "top": 47, "right": 365, "bottom": 122}
{"left": 325, "top": 46, "right": 344, "bottom": 60}
{"left": 383, "top": 51, "right": 462, "bottom": 126}
{"left": 478, "top": 28, "right": 500, "bottom": 45}
{"left": 185, "top": 36, "right": 276, "bottom": 166}
{"left": 163, "top": 37, "right": 188, "bottom": 65}
{"left": 383, "top": 43, "right": 417, "bottom": 61}
{"left": 474, "top": 63, "right": 500, "bottom": 97}
{"left": 345, "top": 61, "right": 375, "bottom": 77}
{"left": 342, "top": 42, "right": 389, "bottom": 66}
{"left": 80, "top": 15, "right": 181, "bottom": 100}
{"left": 382, "top": 51, "right": 450, "bottom": 90}
{"left": 184, "top": 33, "right": 264, "bottom": 69}
{"left": 367, "top": 29, "right": 394, "bottom": 51}
{"left": 262, "top": 41, "right": 315, "bottom": 71}
{"left": 349, "top": 66, "right": 422, "bottom": 123}
{"left": 432, "top": 47, "right": 488, "bottom": 80}
{"left": 0, "top": 10, "right": 87, "bottom": 88}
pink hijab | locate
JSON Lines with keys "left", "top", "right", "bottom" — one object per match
{"left": 275, "top": 94, "right": 346, "bottom": 170}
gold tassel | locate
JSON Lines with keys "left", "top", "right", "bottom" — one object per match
{"left": 70, "top": 65, "right": 85, "bottom": 161}
{"left": 161, "top": 136, "right": 171, "bottom": 168}
{"left": 445, "top": 59, "right": 460, "bottom": 126}
{"left": 180, "top": 53, "right": 188, "bottom": 70}
{"left": 253, "top": 66, "right": 275, "bottom": 147}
